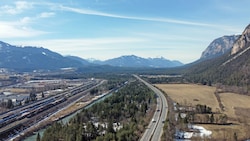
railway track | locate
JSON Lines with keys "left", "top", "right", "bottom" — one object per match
{"left": 0, "top": 80, "right": 101, "bottom": 140}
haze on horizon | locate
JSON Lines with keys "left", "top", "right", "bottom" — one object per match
{"left": 0, "top": 0, "right": 250, "bottom": 64}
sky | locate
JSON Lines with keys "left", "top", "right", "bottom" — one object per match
{"left": 0, "top": 0, "right": 250, "bottom": 64}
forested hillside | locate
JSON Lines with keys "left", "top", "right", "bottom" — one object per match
{"left": 184, "top": 24, "right": 250, "bottom": 94}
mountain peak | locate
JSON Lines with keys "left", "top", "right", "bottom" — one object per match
{"left": 200, "top": 35, "right": 239, "bottom": 60}
{"left": 231, "top": 24, "right": 250, "bottom": 55}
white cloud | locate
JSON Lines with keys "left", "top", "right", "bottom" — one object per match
{"left": 11, "top": 37, "right": 146, "bottom": 49}
{"left": 9, "top": 37, "right": 150, "bottom": 61}
{"left": 58, "top": 5, "right": 244, "bottom": 33}
{"left": 10, "top": 37, "right": 146, "bottom": 56}
{"left": 18, "top": 12, "right": 55, "bottom": 25}
{"left": 59, "top": 5, "right": 215, "bottom": 27}
{"left": 15, "top": 1, "right": 32, "bottom": 10}
{"left": 20, "top": 17, "right": 32, "bottom": 24}
{"left": 0, "top": 1, "right": 33, "bottom": 15}
{"left": 0, "top": 2, "right": 55, "bottom": 38}
{"left": 0, "top": 22, "right": 47, "bottom": 38}
{"left": 39, "top": 12, "right": 55, "bottom": 18}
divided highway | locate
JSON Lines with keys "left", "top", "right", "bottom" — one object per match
{"left": 134, "top": 75, "right": 168, "bottom": 141}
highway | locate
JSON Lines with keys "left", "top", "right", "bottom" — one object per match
{"left": 134, "top": 75, "right": 168, "bottom": 141}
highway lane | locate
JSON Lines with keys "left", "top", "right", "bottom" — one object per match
{"left": 151, "top": 84, "right": 168, "bottom": 141}
{"left": 140, "top": 96, "right": 160, "bottom": 141}
{"left": 134, "top": 75, "right": 168, "bottom": 141}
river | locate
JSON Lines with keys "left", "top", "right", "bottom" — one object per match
{"left": 24, "top": 92, "right": 113, "bottom": 141}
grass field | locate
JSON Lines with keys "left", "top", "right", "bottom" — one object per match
{"left": 155, "top": 84, "right": 250, "bottom": 140}
{"left": 155, "top": 84, "right": 220, "bottom": 112}
{"left": 220, "top": 93, "right": 250, "bottom": 123}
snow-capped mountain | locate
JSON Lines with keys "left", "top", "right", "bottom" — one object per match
{"left": 90, "top": 55, "right": 183, "bottom": 68}
{"left": 0, "top": 41, "right": 183, "bottom": 71}
{"left": 0, "top": 41, "right": 83, "bottom": 71}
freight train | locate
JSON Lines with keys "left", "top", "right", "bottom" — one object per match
{"left": 0, "top": 97, "right": 67, "bottom": 128}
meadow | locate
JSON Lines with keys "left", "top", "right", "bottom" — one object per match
{"left": 155, "top": 84, "right": 250, "bottom": 140}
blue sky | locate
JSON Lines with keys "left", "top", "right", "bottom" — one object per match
{"left": 0, "top": 0, "right": 250, "bottom": 64}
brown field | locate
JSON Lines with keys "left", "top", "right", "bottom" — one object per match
{"left": 156, "top": 84, "right": 250, "bottom": 140}
{"left": 3, "top": 88, "right": 29, "bottom": 93}
{"left": 220, "top": 93, "right": 250, "bottom": 122}
{"left": 201, "top": 124, "right": 250, "bottom": 140}
{"left": 0, "top": 75, "right": 9, "bottom": 79}
{"left": 11, "top": 88, "right": 29, "bottom": 93}
{"left": 155, "top": 84, "right": 220, "bottom": 112}
{"left": 0, "top": 88, "right": 28, "bottom": 94}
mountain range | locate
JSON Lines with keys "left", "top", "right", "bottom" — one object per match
{"left": 85, "top": 55, "right": 183, "bottom": 68}
{"left": 1, "top": 22, "right": 250, "bottom": 90}
{"left": 0, "top": 41, "right": 83, "bottom": 71}
{"left": 0, "top": 41, "right": 183, "bottom": 71}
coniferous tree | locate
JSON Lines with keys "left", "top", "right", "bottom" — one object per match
{"left": 36, "top": 132, "right": 40, "bottom": 141}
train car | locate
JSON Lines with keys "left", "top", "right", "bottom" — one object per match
{"left": 0, "top": 114, "right": 18, "bottom": 128}
{"left": 0, "top": 119, "right": 5, "bottom": 128}
{"left": 52, "top": 97, "right": 67, "bottom": 105}
{"left": 17, "top": 112, "right": 30, "bottom": 120}
{"left": 26, "top": 98, "right": 55, "bottom": 118}
{"left": 28, "top": 98, "right": 55, "bottom": 111}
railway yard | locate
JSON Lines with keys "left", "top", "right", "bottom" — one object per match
{"left": 0, "top": 77, "right": 103, "bottom": 141}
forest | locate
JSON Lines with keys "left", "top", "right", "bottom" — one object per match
{"left": 38, "top": 80, "right": 156, "bottom": 141}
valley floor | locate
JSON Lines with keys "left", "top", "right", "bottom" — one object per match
{"left": 156, "top": 84, "right": 250, "bottom": 140}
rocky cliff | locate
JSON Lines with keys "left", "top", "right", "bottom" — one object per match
{"left": 231, "top": 24, "right": 250, "bottom": 55}
{"left": 200, "top": 35, "right": 239, "bottom": 60}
